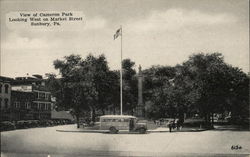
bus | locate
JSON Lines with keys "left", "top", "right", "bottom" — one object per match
{"left": 99, "top": 115, "right": 147, "bottom": 134}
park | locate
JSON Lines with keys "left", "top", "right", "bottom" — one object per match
{"left": 1, "top": 0, "right": 249, "bottom": 157}
{"left": 1, "top": 124, "right": 250, "bottom": 157}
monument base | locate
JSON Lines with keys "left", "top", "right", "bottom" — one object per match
{"left": 135, "top": 105, "right": 145, "bottom": 118}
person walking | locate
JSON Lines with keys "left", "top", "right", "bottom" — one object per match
{"left": 176, "top": 119, "right": 180, "bottom": 130}
{"left": 169, "top": 120, "right": 174, "bottom": 132}
{"left": 169, "top": 122, "right": 172, "bottom": 132}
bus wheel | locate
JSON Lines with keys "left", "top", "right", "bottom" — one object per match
{"left": 109, "top": 127, "right": 118, "bottom": 134}
{"left": 139, "top": 128, "right": 146, "bottom": 134}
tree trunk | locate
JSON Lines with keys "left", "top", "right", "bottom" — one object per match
{"left": 92, "top": 108, "right": 96, "bottom": 122}
{"left": 205, "top": 112, "right": 208, "bottom": 124}
{"left": 211, "top": 113, "right": 214, "bottom": 125}
{"left": 113, "top": 104, "right": 116, "bottom": 115}
{"left": 76, "top": 113, "right": 80, "bottom": 128}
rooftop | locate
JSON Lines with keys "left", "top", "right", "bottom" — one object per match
{"left": 0, "top": 76, "right": 14, "bottom": 83}
{"left": 100, "top": 115, "right": 136, "bottom": 119}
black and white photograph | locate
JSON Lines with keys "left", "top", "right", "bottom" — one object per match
{"left": 0, "top": 0, "right": 249, "bottom": 156}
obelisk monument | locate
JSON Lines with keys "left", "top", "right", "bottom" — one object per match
{"left": 136, "top": 65, "right": 144, "bottom": 118}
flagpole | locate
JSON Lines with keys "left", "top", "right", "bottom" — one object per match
{"left": 120, "top": 25, "right": 123, "bottom": 115}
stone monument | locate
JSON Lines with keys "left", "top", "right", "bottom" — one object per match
{"left": 135, "top": 65, "right": 145, "bottom": 118}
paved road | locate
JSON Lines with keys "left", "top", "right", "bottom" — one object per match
{"left": 1, "top": 125, "right": 250, "bottom": 157}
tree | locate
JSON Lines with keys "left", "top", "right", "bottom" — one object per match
{"left": 45, "top": 73, "right": 63, "bottom": 111}
{"left": 224, "top": 66, "right": 249, "bottom": 121}
{"left": 122, "top": 59, "right": 137, "bottom": 114}
{"left": 53, "top": 54, "right": 112, "bottom": 127}
{"left": 105, "top": 70, "right": 120, "bottom": 114}
{"left": 143, "top": 66, "right": 177, "bottom": 119}
{"left": 142, "top": 52, "right": 249, "bottom": 126}
{"left": 53, "top": 55, "right": 88, "bottom": 128}
{"left": 181, "top": 53, "right": 249, "bottom": 125}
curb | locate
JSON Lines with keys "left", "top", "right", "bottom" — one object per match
{"left": 56, "top": 129, "right": 108, "bottom": 133}
{"left": 56, "top": 129, "right": 170, "bottom": 133}
{"left": 56, "top": 128, "right": 206, "bottom": 133}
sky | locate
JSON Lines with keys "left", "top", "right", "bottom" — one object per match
{"left": 0, "top": 0, "right": 249, "bottom": 78}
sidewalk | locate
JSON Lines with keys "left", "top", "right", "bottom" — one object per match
{"left": 149, "top": 127, "right": 169, "bottom": 132}
{"left": 56, "top": 125, "right": 205, "bottom": 133}
{"left": 149, "top": 127, "right": 206, "bottom": 132}
{"left": 56, "top": 125, "right": 169, "bottom": 133}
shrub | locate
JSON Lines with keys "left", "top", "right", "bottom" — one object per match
{"left": 47, "top": 120, "right": 54, "bottom": 126}
{"left": 52, "top": 120, "right": 59, "bottom": 125}
{"left": 16, "top": 121, "right": 29, "bottom": 129}
{"left": 59, "top": 120, "right": 64, "bottom": 125}
{"left": 27, "top": 120, "right": 39, "bottom": 128}
{"left": 39, "top": 120, "right": 49, "bottom": 127}
{"left": 65, "top": 119, "right": 74, "bottom": 124}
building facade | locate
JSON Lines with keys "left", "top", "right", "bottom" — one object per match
{"left": 0, "top": 76, "right": 13, "bottom": 121}
{"left": 11, "top": 76, "right": 52, "bottom": 120}
{"left": 1, "top": 75, "right": 53, "bottom": 121}
{"left": 11, "top": 91, "right": 35, "bottom": 120}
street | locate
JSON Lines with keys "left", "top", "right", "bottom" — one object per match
{"left": 1, "top": 125, "right": 250, "bottom": 157}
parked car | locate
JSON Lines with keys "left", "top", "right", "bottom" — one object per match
{"left": 53, "top": 120, "right": 61, "bottom": 125}
{"left": 27, "top": 120, "right": 39, "bottom": 128}
{"left": 157, "top": 118, "right": 176, "bottom": 127}
{"left": 16, "top": 121, "right": 29, "bottom": 129}
{"left": 227, "top": 116, "right": 250, "bottom": 125}
{"left": 0, "top": 121, "right": 16, "bottom": 131}
{"left": 213, "top": 116, "right": 219, "bottom": 122}
{"left": 39, "top": 120, "right": 50, "bottom": 127}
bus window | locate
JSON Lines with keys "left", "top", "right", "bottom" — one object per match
{"left": 102, "top": 119, "right": 111, "bottom": 122}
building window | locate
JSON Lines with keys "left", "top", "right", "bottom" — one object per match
{"left": 33, "top": 103, "right": 39, "bottom": 110}
{"left": 5, "top": 99, "right": 9, "bottom": 108}
{"left": 37, "top": 92, "right": 46, "bottom": 99}
{"left": 37, "top": 103, "right": 44, "bottom": 110}
{"left": 4, "top": 84, "right": 9, "bottom": 94}
{"left": 40, "top": 93, "right": 45, "bottom": 99}
{"left": 45, "top": 93, "right": 50, "bottom": 100}
{"left": 45, "top": 103, "right": 51, "bottom": 110}
{"left": 49, "top": 103, "right": 51, "bottom": 110}
{"left": 41, "top": 103, "right": 45, "bottom": 110}
{"left": 0, "top": 84, "right": 2, "bottom": 93}
{"left": 25, "top": 102, "right": 31, "bottom": 109}
{"left": 0, "top": 98, "right": 2, "bottom": 108}
{"left": 14, "top": 101, "right": 20, "bottom": 108}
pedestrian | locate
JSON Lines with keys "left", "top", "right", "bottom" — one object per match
{"left": 176, "top": 119, "right": 180, "bottom": 130}
{"left": 169, "top": 120, "right": 175, "bottom": 132}
{"left": 178, "top": 118, "right": 184, "bottom": 130}
{"left": 172, "top": 119, "right": 176, "bottom": 130}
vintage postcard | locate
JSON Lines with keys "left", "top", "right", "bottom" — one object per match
{"left": 0, "top": 0, "right": 249, "bottom": 157}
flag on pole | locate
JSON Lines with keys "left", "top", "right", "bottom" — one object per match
{"left": 114, "top": 28, "right": 121, "bottom": 40}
